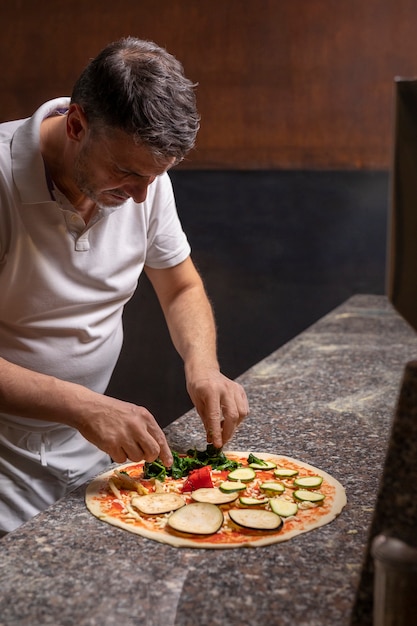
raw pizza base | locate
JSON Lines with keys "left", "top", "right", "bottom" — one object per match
{"left": 85, "top": 451, "right": 346, "bottom": 549}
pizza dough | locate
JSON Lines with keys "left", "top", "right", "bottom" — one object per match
{"left": 85, "top": 451, "right": 347, "bottom": 549}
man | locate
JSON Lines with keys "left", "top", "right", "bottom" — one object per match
{"left": 0, "top": 37, "right": 248, "bottom": 535}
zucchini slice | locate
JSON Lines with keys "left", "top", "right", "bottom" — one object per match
{"left": 248, "top": 460, "right": 277, "bottom": 470}
{"left": 269, "top": 499, "right": 298, "bottom": 517}
{"left": 239, "top": 496, "right": 269, "bottom": 506}
{"left": 167, "top": 502, "right": 224, "bottom": 535}
{"left": 293, "top": 489, "right": 325, "bottom": 503}
{"left": 219, "top": 480, "right": 246, "bottom": 493}
{"left": 131, "top": 493, "right": 185, "bottom": 515}
{"left": 274, "top": 468, "right": 299, "bottom": 479}
{"left": 228, "top": 467, "right": 256, "bottom": 482}
{"left": 229, "top": 508, "right": 283, "bottom": 531}
{"left": 293, "top": 476, "right": 323, "bottom": 489}
{"left": 191, "top": 487, "right": 239, "bottom": 505}
{"left": 259, "top": 481, "right": 285, "bottom": 495}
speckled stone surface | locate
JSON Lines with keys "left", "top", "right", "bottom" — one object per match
{"left": 352, "top": 358, "right": 417, "bottom": 624}
{"left": 1, "top": 295, "right": 417, "bottom": 626}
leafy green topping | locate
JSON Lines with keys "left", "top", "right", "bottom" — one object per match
{"left": 142, "top": 459, "right": 167, "bottom": 481}
{"left": 247, "top": 453, "right": 268, "bottom": 466}
{"left": 143, "top": 444, "right": 240, "bottom": 481}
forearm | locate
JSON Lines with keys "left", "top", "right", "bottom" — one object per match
{"left": 146, "top": 259, "right": 249, "bottom": 447}
{"left": 145, "top": 260, "right": 220, "bottom": 375}
{"left": 165, "top": 283, "right": 220, "bottom": 377}
{"left": 0, "top": 356, "right": 173, "bottom": 465}
{"left": 167, "top": 290, "right": 249, "bottom": 446}
{"left": 0, "top": 356, "right": 101, "bottom": 427}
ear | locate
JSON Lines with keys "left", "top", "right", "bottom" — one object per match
{"left": 66, "top": 103, "right": 88, "bottom": 142}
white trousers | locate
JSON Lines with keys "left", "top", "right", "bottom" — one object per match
{"left": 0, "top": 420, "right": 110, "bottom": 534}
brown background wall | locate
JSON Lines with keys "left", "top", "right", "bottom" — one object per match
{"left": 1, "top": 0, "right": 417, "bottom": 169}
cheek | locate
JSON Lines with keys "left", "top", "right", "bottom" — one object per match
{"left": 99, "top": 167, "right": 126, "bottom": 189}
{"left": 90, "top": 168, "right": 121, "bottom": 191}
{"left": 75, "top": 146, "right": 126, "bottom": 192}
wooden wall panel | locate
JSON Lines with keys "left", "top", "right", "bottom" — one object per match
{"left": 1, "top": 0, "right": 417, "bottom": 169}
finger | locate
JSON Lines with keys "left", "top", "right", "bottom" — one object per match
{"left": 111, "top": 447, "right": 129, "bottom": 464}
{"left": 203, "top": 406, "right": 223, "bottom": 448}
{"left": 145, "top": 422, "right": 173, "bottom": 467}
{"left": 191, "top": 391, "right": 222, "bottom": 447}
{"left": 130, "top": 432, "right": 163, "bottom": 463}
{"left": 157, "top": 438, "right": 174, "bottom": 467}
{"left": 123, "top": 407, "right": 172, "bottom": 466}
{"left": 219, "top": 405, "right": 240, "bottom": 444}
{"left": 120, "top": 442, "right": 146, "bottom": 463}
{"left": 220, "top": 392, "right": 249, "bottom": 443}
{"left": 234, "top": 385, "right": 250, "bottom": 420}
{"left": 220, "top": 416, "right": 235, "bottom": 445}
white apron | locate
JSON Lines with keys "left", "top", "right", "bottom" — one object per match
{"left": 0, "top": 420, "right": 110, "bottom": 535}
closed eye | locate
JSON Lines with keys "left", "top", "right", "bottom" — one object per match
{"left": 117, "top": 166, "right": 147, "bottom": 179}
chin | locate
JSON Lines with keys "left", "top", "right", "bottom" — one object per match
{"left": 96, "top": 193, "right": 129, "bottom": 210}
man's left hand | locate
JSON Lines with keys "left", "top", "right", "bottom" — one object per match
{"left": 186, "top": 369, "right": 249, "bottom": 448}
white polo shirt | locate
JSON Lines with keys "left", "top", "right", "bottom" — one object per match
{"left": 0, "top": 98, "right": 191, "bottom": 427}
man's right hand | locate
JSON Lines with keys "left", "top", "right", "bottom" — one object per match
{"left": 0, "top": 357, "right": 173, "bottom": 467}
{"left": 74, "top": 396, "right": 174, "bottom": 467}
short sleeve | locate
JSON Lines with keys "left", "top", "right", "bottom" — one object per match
{"left": 144, "top": 173, "right": 191, "bottom": 269}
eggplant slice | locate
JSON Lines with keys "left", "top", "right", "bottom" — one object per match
{"left": 168, "top": 502, "right": 224, "bottom": 535}
{"left": 131, "top": 493, "right": 185, "bottom": 515}
{"left": 191, "top": 487, "right": 239, "bottom": 505}
{"left": 229, "top": 508, "right": 283, "bottom": 531}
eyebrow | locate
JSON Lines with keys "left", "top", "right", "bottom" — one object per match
{"left": 117, "top": 165, "right": 147, "bottom": 178}
{"left": 117, "top": 162, "right": 173, "bottom": 178}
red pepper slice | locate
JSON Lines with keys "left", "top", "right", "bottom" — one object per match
{"left": 182, "top": 465, "right": 213, "bottom": 492}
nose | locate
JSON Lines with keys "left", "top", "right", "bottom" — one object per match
{"left": 124, "top": 176, "right": 156, "bottom": 204}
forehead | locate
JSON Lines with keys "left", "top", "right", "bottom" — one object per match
{"left": 90, "top": 126, "right": 175, "bottom": 175}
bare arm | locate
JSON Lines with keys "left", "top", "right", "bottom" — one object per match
{"left": 145, "top": 257, "right": 249, "bottom": 447}
{"left": 0, "top": 357, "right": 173, "bottom": 466}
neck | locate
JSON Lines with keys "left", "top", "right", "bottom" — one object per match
{"left": 40, "top": 115, "right": 96, "bottom": 221}
{"left": 71, "top": 199, "right": 98, "bottom": 224}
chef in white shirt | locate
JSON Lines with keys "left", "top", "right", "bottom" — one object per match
{"left": 0, "top": 37, "right": 248, "bottom": 536}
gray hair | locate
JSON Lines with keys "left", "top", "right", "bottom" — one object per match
{"left": 71, "top": 37, "right": 200, "bottom": 163}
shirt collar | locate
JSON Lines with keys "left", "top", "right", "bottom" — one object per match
{"left": 11, "top": 98, "right": 70, "bottom": 204}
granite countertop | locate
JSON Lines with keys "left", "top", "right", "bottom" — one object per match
{"left": 1, "top": 294, "right": 417, "bottom": 626}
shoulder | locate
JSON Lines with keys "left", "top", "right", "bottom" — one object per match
{"left": 0, "top": 122, "right": 20, "bottom": 189}
{"left": 0, "top": 118, "right": 26, "bottom": 140}
{"left": 0, "top": 118, "right": 26, "bottom": 166}
{"left": 137, "top": 172, "right": 176, "bottom": 221}
{"left": 148, "top": 171, "right": 174, "bottom": 201}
